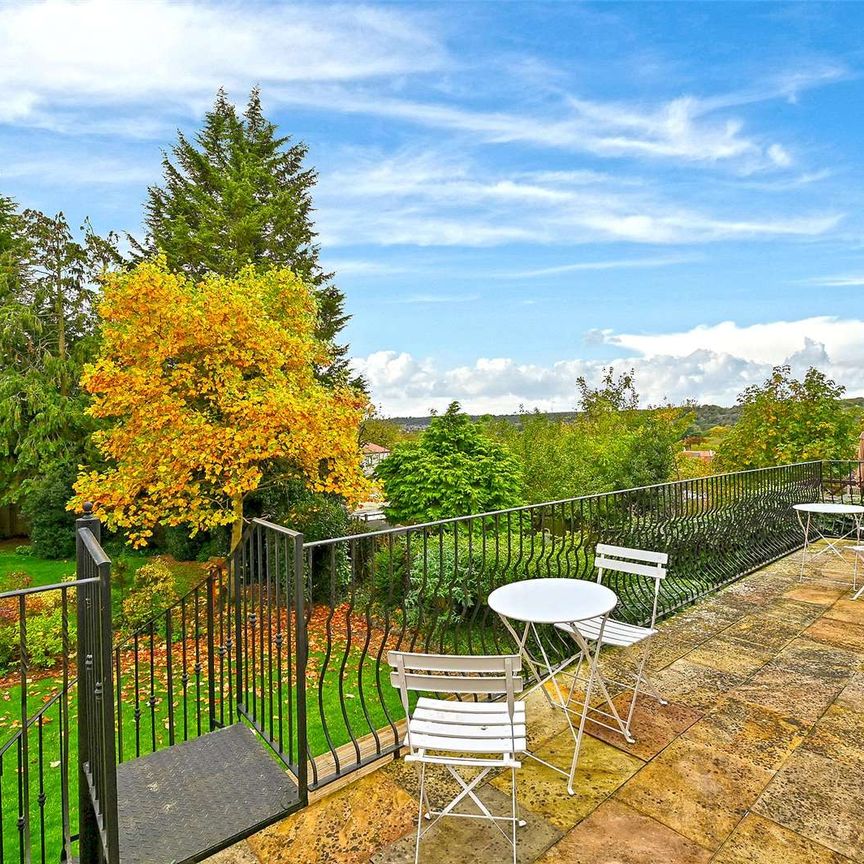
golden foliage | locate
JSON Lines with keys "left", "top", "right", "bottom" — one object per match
{"left": 69, "top": 259, "right": 369, "bottom": 545}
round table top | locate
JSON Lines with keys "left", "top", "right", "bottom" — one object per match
{"left": 488, "top": 578, "right": 617, "bottom": 625}
{"left": 793, "top": 502, "right": 864, "bottom": 515}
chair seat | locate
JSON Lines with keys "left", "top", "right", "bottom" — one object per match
{"left": 555, "top": 616, "right": 656, "bottom": 648}
{"left": 405, "top": 697, "right": 527, "bottom": 755}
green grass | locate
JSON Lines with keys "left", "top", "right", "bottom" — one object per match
{"left": 0, "top": 639, "right": 408, "bottom": 864}
{"left": 0, "top": 545, "right": 76, "bottom": 590}
{"left": 0, "top": 542, "right": 209, "bottom": 596}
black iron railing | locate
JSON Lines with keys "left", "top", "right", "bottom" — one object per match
{"left": 75, "top": 514, "right": 119, "bottom": 864}
{"left": 299, "top": 460, "right": 822, "bottom": 787}
{"left": 232, "top": 519, "right": 308, "bottom": 793}
{"left": 0, "top": 459, "right": 848, "bottom": 863}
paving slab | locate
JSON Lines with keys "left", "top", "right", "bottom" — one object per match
{"left": 683, "top": 696, "right": 807, "bottom": 772}
{"left": 583, "top": 692, "right": 701, "bottom": 761}
{"left": 490, "top": 729, "right": 643, "bottom": 830}
{"left": 649, "top": 659, "right": 744, "bottom": 711}
{"left": 247, "top": 772, "right": 417, "bottom": 864}
{"left": 534, "top": 799, "right": 711, "bottom": 864}
{"left": 731, "top": 662, "right": 844, "bottom": 725}
{"left": 754, "top": 748, "right": 864, "bottom": 862}
{"left": 684, "top": 633, "right": 776, "bottom": 677}
{"left": 804, "top": 617, "right": 864, "bottom": 652}
{"left": 712, "top": 813, "right": 853, "bottom": 864}
{"left": 615, "top": 737, "right": 772, "bottom": 851}
{"left": 371, "top": 784, "right": 562, "bottom": 864}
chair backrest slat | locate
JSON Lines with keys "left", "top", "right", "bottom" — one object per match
{"left": 595, "top": 543, "right": 668, "bottom": 629}
{"left": 595, "top": 555, "right": 666, "bottom": 580}
{"left": 387, "top": 652, "right": 523, "bottom": 674}
{"left": 389, "top": 671, "right": 524, "bottom": 694}
{"left": 596, "top": 543, "right": 668, "bottom": 565}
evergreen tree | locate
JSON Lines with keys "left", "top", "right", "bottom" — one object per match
{"left": 136, "top": 88, "right": 353, "bottom": 385}
{"left": 0, "top": 204, "right": 119, "bottom": 555}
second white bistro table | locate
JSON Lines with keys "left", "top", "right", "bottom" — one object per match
{"left": 793, "top": 502, "right": 864, "bottom": 587}
{"left": 488, "top": 578, "right": 620, "bottom": 795}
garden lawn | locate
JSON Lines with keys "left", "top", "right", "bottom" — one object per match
{"left": 0, "top": 640, "right": 407, "bottom": 864}
{"left": 0, "top": 542, "right": 209, "bottom": 597}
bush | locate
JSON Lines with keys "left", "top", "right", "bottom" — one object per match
{"left": 283, "top": 492, "right": 351, "bottom": 599}
{"left": 0, "top": 626, "right": 17, "bottom": 672}
{"left": 19, "top": 468, "right": 77, "bottom": 559}
{"left": 0, "top": 570, "right": 32, "bottom": 593}
{"left": 26, "top": 607, "right": 66, "bottom": 668}
{"left": 163, "top": 525, "right": 207, "bottom": 562}
{"left": 371, "top": 528, "right": 589, "bottom": 623}
{"left": 121, "top": 558, "right": 179, "bottom": 633}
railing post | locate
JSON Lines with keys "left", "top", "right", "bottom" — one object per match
{"left": 206, "top": 571, "right": 217, "bottom": 731}
{"left": 75, "top": 504, "right": 100, "bottom": 864}
{"left": 293, "top": 533, "right": 308, "bottom": 804}
{"left": 233, "top": 539, "right": 244, "bottom": 715}
{"left": 96, "top": 554, "right": 120, "bottom": 864}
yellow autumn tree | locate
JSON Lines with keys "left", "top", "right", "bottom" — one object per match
{"left": 70, "top": 258, "right": 370, "bottom": 548}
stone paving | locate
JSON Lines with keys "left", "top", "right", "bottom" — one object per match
{"left": 210, "top": 551, "right": 864, "bottom": 864}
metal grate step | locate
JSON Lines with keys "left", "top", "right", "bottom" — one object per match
{"left": 116, "top": 723, "right": 300, "bottom": 864}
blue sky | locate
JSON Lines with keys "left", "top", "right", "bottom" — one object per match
{"left": 2, "top": 1, "right": 864, "bottom": 415}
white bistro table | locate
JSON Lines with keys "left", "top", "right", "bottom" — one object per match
{"left": 793, "top": 502, "right": 864, "bottom": 590}
{"left": 488, "top": 578, "right": 624, "bottom": 795}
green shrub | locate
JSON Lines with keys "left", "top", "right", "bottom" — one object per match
{"left": 25, "top": 607, "right": 66, "bottom": 668}
{"left": 19, "top": 469, "right": 77, "bottom": 559}
{"left": 283, "top": 493, "right": 351, "bottom": 599}
{"left": 0, "top": 626, "right": 17, "bottom": 672}
{"left": 371, "top": 529, "right": 589, "bottom": 623}
{"left": 163, "top": 526, "right": 207, "bottom": 562}
{"left": 121, "top": 558, "right": 179, "bottom": 633}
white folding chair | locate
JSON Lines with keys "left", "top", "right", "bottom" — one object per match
{"left": 554, "top": 543, "right": 668, "bottom": 740}
{"left": 388, "top": 651, "right": 526, "bottom": 864}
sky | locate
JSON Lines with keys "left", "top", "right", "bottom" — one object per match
{"left": 2, "top": 0, "right": 864, "bottom": 416}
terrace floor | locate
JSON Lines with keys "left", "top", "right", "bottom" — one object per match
{"left": 209, "top": 548, "right": 864, "bottom": 864}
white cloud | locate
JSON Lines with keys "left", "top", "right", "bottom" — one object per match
{"left": 316, "top": 149, "right": 841, "bottom": 247}
{"left": 355, "top": 316, "right": 864, "bottom": 415}
{"left": 602, "top": 316, "right": 864, "bottom": 366}
{"left": 0, "top": 0, "right": 444, "bottom": 127}
{"left": 804, "top": 274, "right": 864, "bottom": 287}
{"left": 503, "top": 256, "right": 698, "bottom": 279}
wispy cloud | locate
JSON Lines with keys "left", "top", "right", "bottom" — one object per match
{"left": 316, "top": 149, "right": 842, "bottom": 248}
{"left": 502, "top": 255, "right": 698, "bottom": 279}
{"left": 0, "top": 0, "right": 445, "bottom": 129}
{"left": 803, "top": 274, "right": 864, "bottom": 287}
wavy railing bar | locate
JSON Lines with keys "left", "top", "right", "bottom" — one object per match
{"left": 303, "top": 460, "right": 824, "bottom": 548}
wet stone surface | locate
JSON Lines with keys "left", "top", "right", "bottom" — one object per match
{"left": 205, "top": 554, "right": 864, "bottom": 864}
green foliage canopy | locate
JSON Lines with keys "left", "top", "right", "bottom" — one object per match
{"left": 136, "top": 88, "right": 352, "bottom": 386}
{"left": 482, "top": 369, "right": 691, "bottom": 503}
{"left": 0, "top": 203, "right": 120, "bottom": 554}
{"left": 376, "top": 402, "right": 523, "bottom": 523}
{"left": 716, "top": 365, "right": 861, "bottom": 470}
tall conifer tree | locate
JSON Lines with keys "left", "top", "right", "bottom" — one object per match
{"left": 137, "top": 88, "right": 353, "bottom": 385}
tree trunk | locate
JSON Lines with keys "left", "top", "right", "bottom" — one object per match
{"left": 230, "top": 495, "right": 244, "bottom": 553}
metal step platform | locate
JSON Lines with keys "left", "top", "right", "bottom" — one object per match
{"left": 116, "top": 723, "right": 300, "bottom": 864}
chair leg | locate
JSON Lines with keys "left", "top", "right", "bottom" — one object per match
{"left": 626, "top": 641, "right": 665, "bottom": 735}
{"left": 511, "top": 766, "right": 518, "bottom": 864}
{"left": 414, "top": 762, "right": 426, "bottom": 864}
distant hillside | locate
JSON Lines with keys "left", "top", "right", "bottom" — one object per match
{"left": 391, "top": 398, "right": 864, "bottom": 436}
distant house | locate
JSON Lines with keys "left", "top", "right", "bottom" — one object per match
{"left": 361, "top": 442, "right": 390, "bottom": 475}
